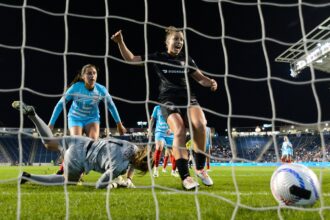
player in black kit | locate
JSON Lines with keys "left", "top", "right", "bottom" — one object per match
{"left": 112, "top": 26, "right": 218, "bottom": 190}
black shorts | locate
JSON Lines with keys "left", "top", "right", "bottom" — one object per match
{"left": 159, "top": 96, "right": 199, "bottom": 121}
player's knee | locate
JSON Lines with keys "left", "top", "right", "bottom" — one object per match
{"left": 173, "top": 127, "right": 185, "bottom": 139}
{"left": 192, "top": 122, "right": 205, "bottom": 135}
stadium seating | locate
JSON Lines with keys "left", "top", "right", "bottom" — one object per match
{"left": 0, "top": 132, "right": 329, "bottom": 164}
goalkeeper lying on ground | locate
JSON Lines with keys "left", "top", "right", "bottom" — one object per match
{"left": 12, "top": 101, "right": 151, "bottom": 189}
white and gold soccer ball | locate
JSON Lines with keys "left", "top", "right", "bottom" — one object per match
{"left": 270, "top": 163, "right": 320, "bottom": 206}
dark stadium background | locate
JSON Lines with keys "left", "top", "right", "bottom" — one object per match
{"left": 0, "top": 0, "right": 329, "bottom": 134}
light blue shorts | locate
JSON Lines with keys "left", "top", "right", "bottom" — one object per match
{"left": 282, "top": 150, "right": 292, "bottom": 157}
{"left": 155, "top": 132, "right": 174, "bottom": 148}
{"left": 68, "top": 117, "right": 100, "bottom": 129}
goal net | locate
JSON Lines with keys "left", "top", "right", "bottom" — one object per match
{"left": 0, "top": 0, "right": 330, "bottom": 219}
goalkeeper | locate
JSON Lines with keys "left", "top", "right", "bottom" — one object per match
{"left": 12, "top": 101, "right": 150, "bottom": 189}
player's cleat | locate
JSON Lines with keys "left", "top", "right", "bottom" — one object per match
{"left": 171, "top": 170, "right": 179, "bottom": 177}
{"left": 162, "top": 168, "right": 167, "bottom": 173}
{"left": 153, "top": 169, "right": 159, "bottom": 177}
{"left": 20, "top": 171, "right": 31, "bottom": 184}
{"left": 12, "top": 101, "right": 35, "bottom": 116}
{"left": 182, "top": 176, "right": 199, "bottom": 190}
{"left": 197, "top": 170, "right": 213, "bottom": 186}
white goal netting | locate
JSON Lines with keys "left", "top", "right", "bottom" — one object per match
{"left": 0, "top": 0, "right": 330, "bottom": 219}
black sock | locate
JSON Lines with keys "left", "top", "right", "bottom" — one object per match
{"left": 176, "top": 158, "right": 190, "bottom": 180}
{"left": 194, "top": 152, "right": 206, "bottom": 170}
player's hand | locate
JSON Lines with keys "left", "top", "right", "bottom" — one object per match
{"left": 210, "top": 79, "right": 217, "bottom": 92}
{"left": 111, "top": 30, "right": 123, "bottom": 44}
{"left": 126, "top": 178, "right": 136, "bottom": 188}
{"left": 107, "top": 182, "right": 118, "bottom": 189}
{"left": 48, "top": 124, "right": 54, "bottom": 130}
{"left": 117, "top": 122, "right": 127, "bottom": 135}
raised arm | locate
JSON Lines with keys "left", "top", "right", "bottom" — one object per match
{"left": 111, "top": 30, "right": 142, "bottom": 63}
{"left": 191, "top": 69, "right": 218, "bottom": 92}
{"left": 48, "top": 97, "right": 66, "bottom": 129}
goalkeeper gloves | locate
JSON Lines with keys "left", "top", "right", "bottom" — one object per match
{"left": 126, "top": 178, "right": 136, "bottom": 188}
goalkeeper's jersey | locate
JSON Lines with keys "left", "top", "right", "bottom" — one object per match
{"left": 84, "top": 138, "right": 137, "bottom": 176}
{"left": 61, "top": 136, "right": 137, "bottom": 187}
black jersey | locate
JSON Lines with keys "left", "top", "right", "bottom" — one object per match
{"left": 142, "top": 52, "right": 198, "bottom": 100}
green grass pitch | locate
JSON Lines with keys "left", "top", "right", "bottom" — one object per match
{"left": 1, "top": 166, "right": 330, "bottom": 220}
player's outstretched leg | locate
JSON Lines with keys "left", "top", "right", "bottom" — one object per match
{"left": 12, "top": 100, "right": 54, "bottom": 141}
{"left": 12, "top": 101, "right": 35, "bottom": 116}
{"left": 19, "top": 171, "right": 65, "bottom": 185}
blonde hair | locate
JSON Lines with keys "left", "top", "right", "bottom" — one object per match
{"left": 165, "top": 26, "right": 183, "bottom": 42}
{"left": 131, "top": 146, "right": 152, "bottom": 174}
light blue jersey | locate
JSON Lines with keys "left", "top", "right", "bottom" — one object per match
{"left": 151, "top": 105, "right": 174, "bottom": 147}
{"left": 152, "top": 105, "right": 170, "bottom": 134}
{"left": 49, "top": 82, "right": 121, "bottom": 127}
{"left": 281, "top": 141, "right": 293, "bottom": 156}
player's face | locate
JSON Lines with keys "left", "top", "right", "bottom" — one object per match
{"left": 83, "top": 67, "right": 97, "bottom": 88}
{"left": 166, "top": 32, "right": 184, "bottom": 56}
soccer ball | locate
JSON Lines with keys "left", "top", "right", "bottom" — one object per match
{"left": 270, "top": 163, "right": 320, "bottom": 206}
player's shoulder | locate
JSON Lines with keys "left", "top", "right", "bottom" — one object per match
{"left": 152, "top": 105, "right": 160, "bottom": 114}
{"left": 94, "top": 82, "right": 106, "bottom": 89}
{"left": 71, "top": 81, "right": 84, "bottom": 88}
{"left": 94, "top": 83, "right": 108, "bottom": 93}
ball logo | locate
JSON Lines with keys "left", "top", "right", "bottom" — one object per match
{"left": 289, "top": 184, "right": 311, "bottom": 199}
